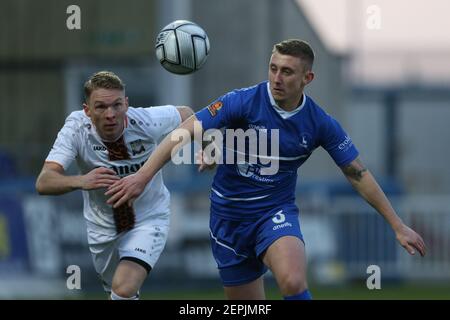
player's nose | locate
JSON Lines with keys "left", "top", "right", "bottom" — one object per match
{"left": 104, "top": 106, "right": 116, "bottom": 118}
{"left": 274, "top": 71, "right": 283, "bottom": 83}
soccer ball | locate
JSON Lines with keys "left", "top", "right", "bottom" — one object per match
{"left": 155, "top": 20, "right": 210, "bottom": 75}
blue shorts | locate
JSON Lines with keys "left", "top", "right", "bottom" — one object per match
{"left": 209, "top": 204, "right": 304, "bottom": 287}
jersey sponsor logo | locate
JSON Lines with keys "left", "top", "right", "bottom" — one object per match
{"left": 130, "top": 139, "right": 146, "bottom": 156}
{"left": 338, "top": 135, "right": 353, "bottom": 151}
{"left": 207, "top": 101, "right": 223, "bottom": 117}
{"left": 248, "top": 123, "right": 267, "bottom": 130}
{"left": 236, "top": 162, "right": 274, "bottom": 183}
{"left": 135, "top": 248, "right": 147, "bottom": 254}
{"left": 110, "top": 159, "right": 147, "bottom": 176}
{"left": 93, "top": 145, "right": 107, "bottom": 151}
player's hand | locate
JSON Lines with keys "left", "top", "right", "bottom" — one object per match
{"left": 80, "top": 167, "right": 120, "bottom": 190}
{"left": 196, "top": 149, "right": 217, "bottom": 172}
{"left": 105, "top": 173, "right": 146, "bottom": 208}
{"left": 395, "top": 223, "right": 426, "bottom": 257}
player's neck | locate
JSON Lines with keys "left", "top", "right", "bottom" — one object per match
{"left": 100, "top": 134, "right": 122, "bottom": 143}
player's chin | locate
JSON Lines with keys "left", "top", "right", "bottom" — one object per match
{"left": 102, "top": 126, "right": 120, "bottom": 139}
{"left": 271, "top": 90, "right": 285, "bottom": 100}
{"left": 273, "top": 96, "right": 286, "bottom": 106}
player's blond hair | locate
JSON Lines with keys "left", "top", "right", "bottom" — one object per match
{"left": 84, "top": 71, "right": 125, "bottom": 101}
{"left": 273, "top": 39, "right": 315, "bottom": 71}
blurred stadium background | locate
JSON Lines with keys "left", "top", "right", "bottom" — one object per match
{"left": 0, "top": 0, "right": 449, "bottom": 299}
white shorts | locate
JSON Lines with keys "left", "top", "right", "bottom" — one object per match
{"left": 88, "top": 213, "right": 170, "bottom": 292}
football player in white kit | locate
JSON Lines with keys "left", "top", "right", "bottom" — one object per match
{"left": 36, "top": 71, "right": 193, "bottom": 299}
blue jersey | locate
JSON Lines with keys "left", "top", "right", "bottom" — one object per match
{"left": 196, "top": 81, "right": 358, "bottom": 220}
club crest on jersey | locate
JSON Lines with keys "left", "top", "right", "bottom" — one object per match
{"left": 130, "top": 139, "right": 145, "bottom": 156}
{"left": 299, "top": 133, "right": 311, "bottom": 150}
{"left": 207, "top": 101, "right": 223, "bottom": 117}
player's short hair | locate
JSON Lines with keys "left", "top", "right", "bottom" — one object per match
{"left": 84, "top": 71, "right": 125, "bottom": 101}
{"left": 273, "top": 39, "right": 315, "bottom": 71}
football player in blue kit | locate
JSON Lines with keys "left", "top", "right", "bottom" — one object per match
{"left": 106, "top": 39, "right": 426, "bottom": 300}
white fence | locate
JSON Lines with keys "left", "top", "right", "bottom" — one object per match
{"left": 1, "top": 193, "right": 448, "bottom": 297}
{"left": 168, "top": 194, "right": 450, "bottom": 283}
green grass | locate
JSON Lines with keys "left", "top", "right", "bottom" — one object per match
{"left": 77, "top": 283, "right": 450, "bottom": 300}
{"left": 309, "top": 284, "right": 450, "bottom": 300}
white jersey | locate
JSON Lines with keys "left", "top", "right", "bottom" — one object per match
{"left": 46, "top": 106, "right": 181, "bottom": 243}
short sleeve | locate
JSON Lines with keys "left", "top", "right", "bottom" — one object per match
{"left": 195, "top": 90, "right": 244, "bottom": 130}
{"left": 141, "top": 105, "right": 182, "bottom": 142}
{"left": 319, "top": 114, "right": 359, "bottom": 167}
{"left": 46, "top": 113, "right": 80, "bottom": 170}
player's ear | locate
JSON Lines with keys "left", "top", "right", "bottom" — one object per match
{"left": 304, "top": 71, "right": 314, "bottom": 86}
{"left": 83, "top": 103, "right": 91, "bottom": 117}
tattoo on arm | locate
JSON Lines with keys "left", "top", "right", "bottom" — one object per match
{"left": 341, "top": 158, "right": 368, "bottom": 182}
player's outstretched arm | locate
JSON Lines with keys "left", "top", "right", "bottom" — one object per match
{"left": 36, "top": 162, "right": 119, "bottom": 195}
{"left": 176, "top": 106, "right": 194, "bottom": 122}
{"left": 106, "top": 114, "right": 202, "bottom": 208}
{"left": 340, "top": 157, "right": 426, "bottom": 257}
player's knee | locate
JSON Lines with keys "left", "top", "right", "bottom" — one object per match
{"left": 279, "top": 273, "right": 308, "bottom": 296}
{"left": 111, "top": 283, "right": 139, "bottom": 299}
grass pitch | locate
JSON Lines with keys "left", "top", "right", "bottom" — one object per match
{"left": 77, "top": 283, "right": 450, "bottom": 300}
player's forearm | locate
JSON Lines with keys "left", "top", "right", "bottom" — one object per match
{"left": 36, "top": 170, "right": 82, "bottom": 195}
{"left": 176, "top": 106, "right": 194, "bottom": 122}
{"left": 341, "top": 158, "right": 404, "bottom": 231}
{"left": 137, "top": 115, "right": 198, "bottom": 183}
{"left": 137, "top": 136, "right": 177, "bottom": 183}
{"left": 347, "top": 171, "right": 404, "bottom": 231}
